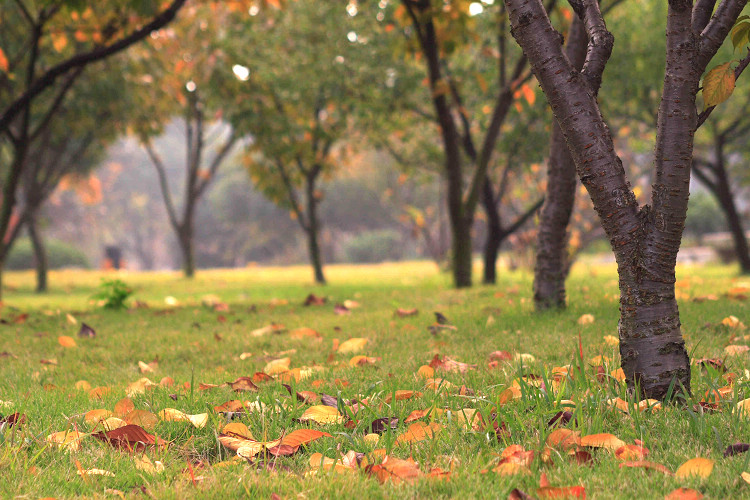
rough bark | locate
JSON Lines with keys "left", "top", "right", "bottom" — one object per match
{"left": 482, "top": 180, "right": 503, "bottom": 284}
{"left": 27, "top": 212, "right": 47, "bottom": 293}
{"left": 504, "top": 0, "right": 744, "bottom": 399}
{"left": 533, "top": 16, "right": 588, "bottom": 310}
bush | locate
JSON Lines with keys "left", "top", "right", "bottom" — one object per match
{"left": 6, "top": 238, "right": 90, "bottom": 270}
{"left": 343, "top": 230, "right": 404, "bottom": 263}
{"left": 91, "top": 278, "right": 133, "bottom": 310}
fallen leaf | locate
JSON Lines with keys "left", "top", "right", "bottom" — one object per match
{"left": 47, "top": 430, "right": 87, "bottom": 451}
{"left": 577, "top": 314, "right": 594, "bottom": 325}
{"left": 304, "top": 293, "right": 327, "bottom": 306}
{"left": 665, "top": 488, "right": 704, "bottom": 500}
{"left": 264, "top": 357, "right": 291, "bottom": 375}
{"left": 537, "top": 486, "right": 586, "bottom": 498}
{"left": 489, "top": 350, "right": 512, "bottom": 361}
{"left": 722, "top": 315, "right": 745, "bottom": 329}
{"left": 84, "top": 409, "right": 113, "bottom": 425}
{"left": 547, "top": 411, "right": 575, "bottom": 428}
{"left": 334, "top": 304, "right": 351, "bottom": 315}
{"left": 40, "top": 358, "right": 58, "bottom": 365}
{"left": 76, "top": 468, "right": 114, "bottom": 477}
{"left": 416, "top": 365, "right": 435, "bottom": 378}
{"left": 725, "top": 345, "right": 750, "bottom": 356}
{"left": 385, "top": 390, "right": 422, "bottom": 403}
{"left": 580, "top": 433, "right": 626, "bottom": 451}
{"left": 338, "top": 337, "right": 368, "bottom": 354}
{"left": 101, "top": 418, "right": 127, "bottom": 431}
{"left": 395, "top": 308, "right": 418, "bottom": 317}
{"left": 396, "top": 421, "right": 443, "bottom": 445}
{"left": 58, "top": 336, "right": 76, "bottom": 348}
{"left": 615, "top": 445, "right": 649, "bottom": 461}
{"left": 299, "top": 405, "right": 345, "bottom": 424}
{"left": 138, "top": 361, "right": 156, "bottom": 373}
{"left": 724, "top": 443, "right": 750, "bottom": 457}
{"left": 493, "top": 462, "right": 530, "bottom": 476}
{"left": 404, "top": 408, "right": 444, "bottom": 423}
{"left": 250, "top": 323, "right": 286, "bottom": 337}
{"left": 88, "top": 386, "right": 111, "bottom": 399}
{"left": 290, "top": 327, "right": 321, "bottom": 339}
{"left": 78, "top": 323, "right": 96, "bottom": 338}
{"left": 349, "top": 355, "right": 379, "bottom": 367}
{"left": 546, "top": 429, "right": 581, "bottom": 450}
{"left": 124, "top": 410, "right": 159, "bottom": 430}
{"left": 158, "top": 409, "right": 208, "bottom": 428}
{"left": 134, "top": 454, "right": 165, "bottom": 474}
{"left": 125, "top": 378, "right": 156, "bottom": 397}
{"left": 429, "top": 354, "right": 476, "bottom": 373}
{"left": 92, "top": 424, "right": 158, "bottom": 451}
{"left": 114, "top": 398, "right": 135, "bottom": 417}
{"left": 367, "top": 417, "right": 399, "bottom": 434}
{"left": 367, "top": 456, "right": 422, "bottom": 483}
{"left": 603, "top": 335, "right": 619, "bottom": 346}
{"left": 619, "top": 460, "right": 672, "bottom": 474}
{"left": 66, "top": 313, "right": 77, "bottom": 325}
{"left": 742, "top": 471, "right": 750, "bottom": 483}
{"left": 675, "top": 457, "right": 714, "bottom": 479}
{"left": 499, "top": 386, "right": 522, "bottom": 404}
{"left": 0, "top": 412, "right": 27, "bottom": 428}
{"left": 227, "top": 377, "right": 259, "bottom": 392}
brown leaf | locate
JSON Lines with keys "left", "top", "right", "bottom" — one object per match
{"left": 304, "top": 294, "right": 327, "bottom": 306}
{"left": 508, "top": 489, "right": 534, "bottom": 500}
{"left": 404, "top": 408, "right": 444, "bottom": 423}
{"left": 78, "top": 323, "right": 96, "bottom": 338}
{"left": 92, "top": 424, "right": 158, "bottom": 451}
{"left": 367, "top": 417, "right": 399, "bottom": 434}
{"left": 724, "top": 442, "right": 750, "bottom": 457}
{"left": 489, "top": 350, "right": 512, "bottom": 361}
{"left": 547, "top": 411, "right": 575, "bottom": 428}
{"left": 227, "top": 377, "right": 259, "bottom": 392}
{"left": 252, "top": 372, "right": 274, "bottom": 383}
{"left": 334, "top": 304, "right": 350, "bottom": 315}
{"left": 0, "top": 412, "right": 27, "bottom": 428}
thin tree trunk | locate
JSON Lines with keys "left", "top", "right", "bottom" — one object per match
{"left": 27, "top": 212, "right": 47, "bottom": 293}
{"left": 482, "top": 180, "right": 502, "bottom": 285}
{"left": 713, "top": 159, "right": 750, "bottom": 273}
{"left": 179, "top": 224, "right": 195, "bottom": 278}
{"left": 533, "top": 16, "right": 587, "bottom": 310}
{"left": 305, "top": 173, "right": 326, "bottom": 285}
{"left": 451, "top": 216, "right": 473, "bottom": 288}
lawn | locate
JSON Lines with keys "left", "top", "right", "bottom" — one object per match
{"left": 1, "top": 260, "right": 750, "bottom": 499}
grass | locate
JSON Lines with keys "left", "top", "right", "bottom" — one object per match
{"left": 1, "top": 259, "right": 750, "bottom": 498}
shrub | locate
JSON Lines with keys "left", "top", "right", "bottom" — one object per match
{"left": 91, "top": 279, "right": 133, "bottom": 310}
{"left": 6, "top": 238, "right": 90, "bottom": 270}
{"left": 343, "top": 230, "right": 404, "bottom": 263}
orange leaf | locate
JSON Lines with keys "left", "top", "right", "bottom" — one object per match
{"left": 0, "top": 48, "right": 8, "bottom": 72}
{"left": 396, "top": 421, "right": 443, "bottom": 445}
{"left": 227, "top": 377, "right": 259, "bottom": 392}
{"left": 580, "top": 433, "right": 625, "bottom": 451}
{"left": 546, "top": 429, "right": 581, "bottom": 450}
{"left": 368, "top": 456, "right": 421, "bottom": 483}
{"left": 298, "top": 405, "right": 344, "bottom": 424}
{"left": 385, "top": 390, "right": 421, "bottom": 403}
{"left": 665, "top": 488, "right": 704, "bottom": 500}
{"left": 618, "top": 460, "right": 672, "bottom": 475}
{"left": 537, "top": 486, "right": 586, "bottom": 499}
{"left": 113, "top": 397, "right": 134, "bottom": 417}
{"left": 279, "top": 429, "right": 331, "bottom": 448}
{"left": 58, "top": 336, "right": 77, "bottom": 348}
{"left": 124, "top": 410, "right": 159, "bottom": 430}
{"left": 615, "top": 445, "right": 649, "bottom": 461}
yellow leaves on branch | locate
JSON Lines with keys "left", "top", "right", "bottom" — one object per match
{"left": 703, "top": 62, "right": 736, "bottom": 109}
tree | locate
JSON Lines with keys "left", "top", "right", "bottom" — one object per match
{"left": 127, "top": 4, "right": 244, "bottom": 278}
{"left": 504, "top": 0, "right": 749, "bottom": 399}
{"left": 0, "top": 0, "right": 187, "bottom": 298}
{"left": 218, "top": 2, "right": 397, "bottom": 284}
{"left": 395, "top": 0, "right": 547, "bottom": 287}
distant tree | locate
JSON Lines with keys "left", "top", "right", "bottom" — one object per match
{"left": 0, "top": 0, "right": 187, "bottom": 298}
{"left": 217, "top": 2, "right": 397, "bottom": 284}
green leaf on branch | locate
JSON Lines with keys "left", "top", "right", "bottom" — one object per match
{"left": 731, "top": 17, "right": 750, "bottom": 50}
{"left": 702, "top": 62, "right": 736, "bottom": 109}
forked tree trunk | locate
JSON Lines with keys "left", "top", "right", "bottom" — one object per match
{"left": 27, "top": 212, "right": 48, "bottom": 293}
{"left": 504, "top": 0, "right": 745, "bottom": 399}
{"left": 533, "top": 16, "right": 587, "bottom": 310}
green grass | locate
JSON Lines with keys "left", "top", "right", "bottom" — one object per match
{"left": 1, "top": 260, "right": 750, "bottom": 498}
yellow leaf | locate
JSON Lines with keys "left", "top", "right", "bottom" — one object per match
{"left": 84, "top": 409, "right": 113, "bottom": 425}
{"left": 722, "top": 315, "right": 745, "bottom": 329}
{"left": 126, "top": 378, "right": 156, "bottom": 397}
{"left": 338, "top": 337, "right": 368, "bottom": 353}
{"left": 47, "top": 430, "right": 86, "bottom": 451}
{"left": 741, "top": 471, "right": 750, "bottom": 484}
{"left": 264, "top": 357, "right": 291, "bottom": 375}
{"left": 349, "top": 355, "right": 378, "bottom": 367}
{"left": 76, "top": 468, "right": 114, "bottom": 477}
{"left": 66, "top": 313, "right": 77, "bottom": 325}
{"left": 222, "top": 422, "right": 254, "bottom": 439}
{"left": 134, "top": 454, "right": 164, "bottom": 474}
{"left": 299, "top": 405, "right": 344, "bottom": 424}
{"left": 577, "top": 314, "right": 595, "bottom": 325}
{"left": 603, "top": 335, "right": 619, "bottom": 346}
{"left": 58, "top": 336, "right": 76, "bottom": 348}
{"left": 580, "top": 433, "right": 626, "bottom": 451}
{"left": 675, "top": 457, "right": 714, "bottom": 479}
{"left": 75, "top": 380, "right": 91, "bottom": 391}
{"left": 499, "top": 386, "right": 522, "bottom": 405}
{"left": 101, "top": 417, "right": 127, "bottom": 431}
{"left": 703, "top": 62, "right": 735, "bottom": 109}
{"left": 725, "top": 345, "right": 750, "bottom": 356}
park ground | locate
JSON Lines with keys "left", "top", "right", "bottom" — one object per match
{"left": 1, "top": 260, "right": 750, "bottom": 499}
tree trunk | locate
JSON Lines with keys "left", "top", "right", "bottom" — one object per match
{"left": 305, "top": 173, "right": 326, "bottom": 285}
{"left": 482, "top": 180, "right": 502, "bottom": 285}
{"left": 712, "top": 139, "right": 750, "bottom": 273}
{"left": 27, "top": 212, "right": 48, "bottom": 293}
{"left": 451, "top": 216, "right": 473, "bottom": 288}
{"left": 533, "top": 16, "right": 587, "bottom": 310}
{"left": 178, "top": 224, "right": 195, "bottom": 278}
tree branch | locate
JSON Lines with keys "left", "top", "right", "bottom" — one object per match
{"left": 692, "top": 0, "right": 718, "bottom": 32}
{"left": 501, "top": 196, "right": 545, "bottom": 237}
{"left": 143, "top": 140, "right": 181, "bottom": 232}
{"left": 569, "top": 0, "right": 614, "bottom": 91}
{"left": 697, "top": 0, "right": 747, "bottom": 69}
{"left": 195, "top": 130, "right": 238, "bottom": 199}
{"left": 0, "top": 0, "right": 187, "bottom": 134}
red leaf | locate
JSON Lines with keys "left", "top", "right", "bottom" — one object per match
{"left": 92, "top": 424, "right": 157, "bottom": 451}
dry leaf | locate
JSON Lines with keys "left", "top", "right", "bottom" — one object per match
{"left": 84, "top": 409, "right": 113, "bottom": 425}
{"left": 88, "top": 386, "right": 111, "bottom": 400}
{"left": 58, "top": 336, "right": 76, "bottom": 348}
{"left": 114, "top": 398, "right": 135, "bottom": 417}
{"left": 385, "top": 390, "right": 422, "bottom": 403}
{"left": 299, "top": 405, "right": 344, "bottom": 424}
{"left": 603, "top": 335, "right": 619, "bottom": 346}
{"left": 134, "top": 454, "right": 165, "bottom": 474}
{"left": 290, "top": 327, "right": 321, "bottom": 339}
{"left": 349, "top": 355, "right": 379, "bottom": 367}
{"left": 577, "top": 314, "right": 594, "bottom": 325}
{"left": 264, "top": 357, "right": 291, "bottom": 375}
{"left": 338, "top": 337, "right": 368, "bottom": 353}
{"left": 741, "top": 471, "right": 750, "bottom": 484}
{"left": 76, "top": 468, "right": 114, "bottom": 477}
{"left": 580, "top": 433, "right": 626, "bottom": 451}
{"left": 250, "top": 323, "right": 286, "bottom": 337}
{"left": 499, "top": 386, "right": 522, "bottom": 405}
{"left": 138, "top": 361, "right": 156, "bottom": 373}
{"left": 493, "top": 463, "right": 530, "bottom": 476}
{"left": 722, "top": 315, "right": 745, "bottom": 329}
{"left": 125, "top": 378, "right": 156, "bottom": 397}
{"left": 101, "top": 418, "right": 127, "bottom": 431}
{"left": 396, "top": 421, "right": 443, "bottom": 445}
{"left": 675, "top": 457, "right": 714, "bottom": 479}
{"left": 416, "top": 365, "right": 435, "bottom": 379}
{"left": 665, "top": 488, "right": 704, "bottom": 500}
{"left": 368, "top": 456, "right": 421, "bottom": 483}
{"left": 92, "top": 424, "right": 158, "bottom": 451}
{"left": 615, "top": 445, "right": 649, "bottom": 461}
{"left": 537, "top": 486, "right": 586, "bottom": 498}
{"left": 395, "top": 308, "right": 418, "bottom": 317}
{"left": 725, "top": 345, "right": 750, "bottom": 356}
{"left": 546, "top": 429, "right": 581, "bottom": 450}
{"left": 47, "top": 430, "right": 86, "bottom": 451}
{"left": 124, "top": 410, "right": 159, "bottom": 430}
